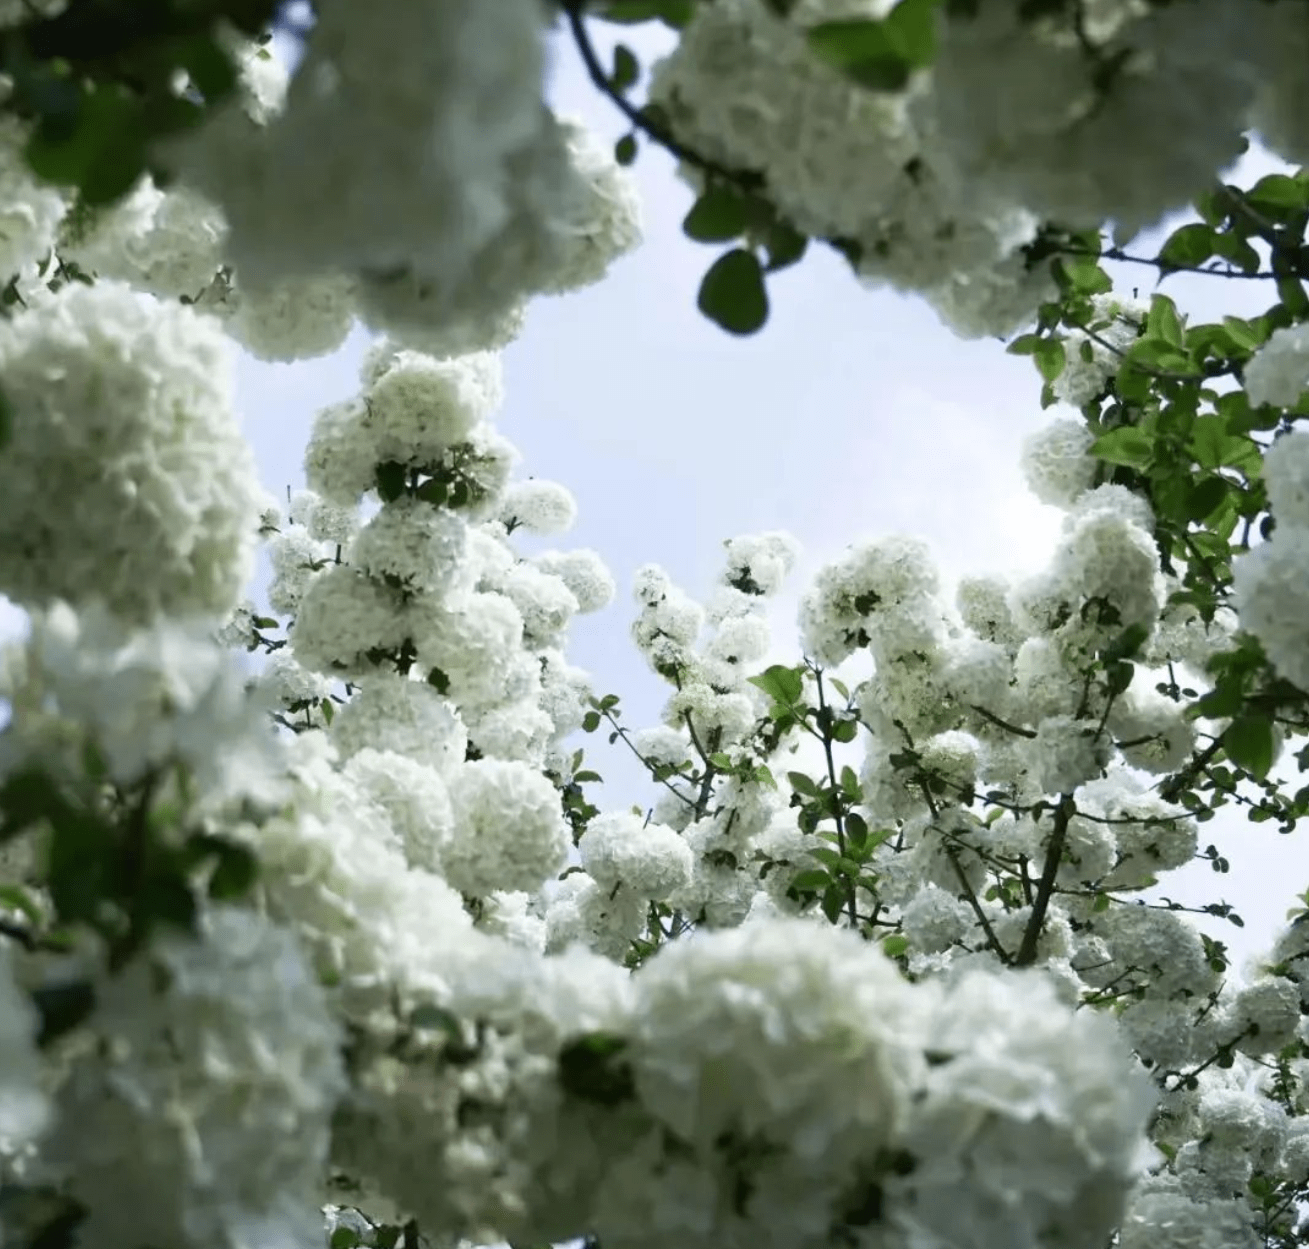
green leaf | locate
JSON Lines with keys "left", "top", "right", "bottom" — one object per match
{"left": 1146, "top": 294, "right": 1184, "bottom": 347}
{"left": 614, "top": 133, "right": 638, "bottom": 166}
{"left": 1054, "top": 253, "right": 1111, "bottom": 296}
{"left": 1187, "top": 475, "right": 1229, "bottom": 522}
{"left": 882, "top": 933, "right": 909, "bottom": 957}
{"left": 1092, "top": 891, "right": 1111, "bottom": 913}
{"left": 558, "top": 1032, "right": 636, "bottom": 1105}
{"left": 762, "top": 219, "right": 808, "bottom": 272}
{"left": 1090, "top": 425, "right": 1153, "bottom": 469}
{"left": 331, "top": 1227, "right": 363, "bottom": 1249}
{"left": 791, "top": 869, "right": 832, "bottom": 893}
{"left": 845, "top": 810, "right": 869, "bottom": 849}
{"left": 821, "top": 882, "right": 846, "bottom": 923}
{"left": 698, "top": 249, "right": 768, "bottom": 335}
{"left": 1033, "top": 337, "right": 1065, "bottom": 383}
{"left": 1186, "top": 414, "right": 1224, "bottom": 470}
{"left": 748, "top": 664, "right": 805, "bottom": 706}
{"left": 1245, "top": 173, "right": 1309, "bottom": 217}
{"left": 1224, "top": 714, "right": 1275, "bottom": 780}
{"left": 206, "top": 839, "right": 258, "bottom": 901}
{"left": 582, "top": 710, "right": 601, "bottom": 732}
{"left": 1156, "top": 223, "right": 1215, "bottom": 272}
{"left": 375, "top": 460, "right": 407, "bottom": 502}
{"left": 683, "top": 184, "right": 752, "bottom": 243}
{"left": 25, "top": 80, "right": 153, "bottom": 205}
{"left": 806, "top": 0, "right": 941, "bottom": 91}
{"left": 611, "top": 43, "right": 640, "bottom": 92}
{"left": 596, "top": 0, "right": 694, "bottom": 25}
{"left": 788, "top": 771, "right": 819, "bottom": 797}
{"left": 31, "top": 979, "right": 96, "bottom": 1048}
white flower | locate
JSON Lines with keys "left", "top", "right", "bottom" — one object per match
{"left": 45, "top": 907, "right": 346, "bottom": 1249}
{"left": 267, "top": 522, "right": 331, "bottom": 614}
{"left": 894, "top": 967, "right": 1155, "bottom": 1249}
{"left": 532, "top": 549, "right": 616, "bottom": 613}
{"left": 184, "top": 0, "right": 551, "bottom": 289}
{"left": 628, "top": 917, "right": 920, "bottom": 1156}
{"left": 500, "top": 479, "right": 578, "bottom": 535}
{"left": 1228, "top": 977, "right": 1301, "bottom": 1056}
{"left": 1020, "top": 418, "right": 1097, "bottom": 507}
{"left": 1243, "top": 322, "right": 1309, "bottom": 409}
{"left": 259, "top": 647, "right": 334, "bottom": 710}
{"left": 289, "top": 565, "right": 411, "bottom": 679}
{"left": 226, "top": 270, "right": 356, "bottom": 362}
{"left": 0, "top": 115, "right": 67, "bottom": 274}
{"left": 443, "top": 759, "right": 570, "bottom": 896}
{"left": 721, "top": 531, "right": 801, "bottom": 596}
{"left": 329, "top": 671, "right": 468, "bottom": 775}
{"left": 0, "top": 943, "right": 47, "bottom": 1148}
{"left": 0, "top": 281, "right": 262, "bottom": 620}
{"left": 579, "top": 812, "right": 694, "bottom": 902}
{"left": 1231, "top": 526, "right": 1309, "bottom": 691}
{"left": 1262, "top": 427, "right": 1309, "bottom": 527}
{"left": 344, "top": 747, "right": 455, "bottom": 873}
{"left": 61, "top": 179, "right": 224, "bottom": 301}
{"left": 365, "top": 350, "right": 503, "bottom": 463}
{"left": 0, "top": 603, "right": 284, "bottom": 807}
{"left": 348, "top": 499, "right": 470, "bottom": 594}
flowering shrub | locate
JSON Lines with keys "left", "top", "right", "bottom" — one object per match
{"left": 1, "top": 5, "right": 1309, "bottom": 1249}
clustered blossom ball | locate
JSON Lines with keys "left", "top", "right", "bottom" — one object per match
{"left": 0, "top": 281, "right": 263, "bottom": 621}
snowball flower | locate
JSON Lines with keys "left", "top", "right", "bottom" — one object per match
{"left": 344, "top": 747, "right": 455, "bottom": 873}
{"left": 443, "top": 759, "right": 570, "bottom": 896}
{"left": 628, "top": 918, "right": 920, "bottom": 1153}
{"left": 500, "top": 479, "right": 578, "bottom": 535}
{"left": 0, "top": 281, "right": 262, "bottom": 620}
{"left": 532, "top": 548, "right": 616, "bottom": 613}
{"left": 894, "top": 967, "right": 1156, "bottom": 1249}
{"left": 0, "top": 944, "right": 48, "bottom": 1147}
{"left": 0, "top": 115, "right": 66, "bottom": 274}
{"left": 328, "top": 671, "right": 468, "bottom": 775}
{"left": 0, "top": 603, "right": 284, "bottom": 806}
{"left": 1263, "top": 427, "right": 1309, "bottom": 527}
{"left": 1243, "top": 322, "right": 1309, "bottom": 409}
{"left": 45, "top": 907, "right": 346, "bottom": 1249}
{"left": 721, "top": 531, "right": 801, "bottom": 596}
{"left": 364, "top": 349, "right": 503, "bottom": 463}
{"left": 579, "top": 812, "right": 694, "bottom": 901}
{"left": 1021, "top": 418, "right": 1097, "bottom": 508}
{"left": 1231, "top": 528, "right": 1309, "bottom": 691}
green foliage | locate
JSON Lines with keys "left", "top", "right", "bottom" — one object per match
{"left": 697, "top": 248, "right": 769, "bottom": 335}
{"left": 2, "top": 0, "right": 281, "bottom": 206}
{"left": 558, "top": 1032, "right": 636, "bottom": 1105}
{"left": 806, "top": 0, "right": 941, "bottom": 92}
{"left": 592, "top": 0, "right": 695, "bottom": 27}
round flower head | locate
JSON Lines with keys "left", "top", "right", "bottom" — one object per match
{"left": 44, "top": 907, "right": 346, "bottom": 1249}
{"left": 579, "top": 812, "right": 694, "bottom": 902}
{"left": 499, "top": 478, "right": 578, "bottom": 535}
{"left": 443, "top": 758, "right": 570, "bottom": 895}
{"left": 1243, "top": 322, "right": 1309, "bottom": 410}
{"left": 364, "top": 349, "right": 503, "bottom": 464}
{"left": 329, "top": 670, "right": 468, "bottom": 775}
{"left": 1021, "top": 418, "right": 1097, "bottom": 508}
{"left": 532, "top": 548, "right": 616, "bottom": 613}
{"left": 0, "top": 281, "right": 262, "bottom": 620}
{"left": 1262, "top": 427, "right": 1309, "bottom": 528}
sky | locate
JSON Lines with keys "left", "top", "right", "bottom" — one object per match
{"left": 227, "top": 19, "right": 1309, "bottom": 974}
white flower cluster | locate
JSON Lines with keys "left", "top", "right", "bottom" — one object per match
{"left": 0, "top": 281, "right": 263, "bottom": 621}
{"left": 1233, "top": 428, "right": 1309, "bottom": 689}
{"left": 169, "top": 7, "right": 640, "bottom": 353}
{"left": 43, "top": 907, "right": 346, "bottom": 1249}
